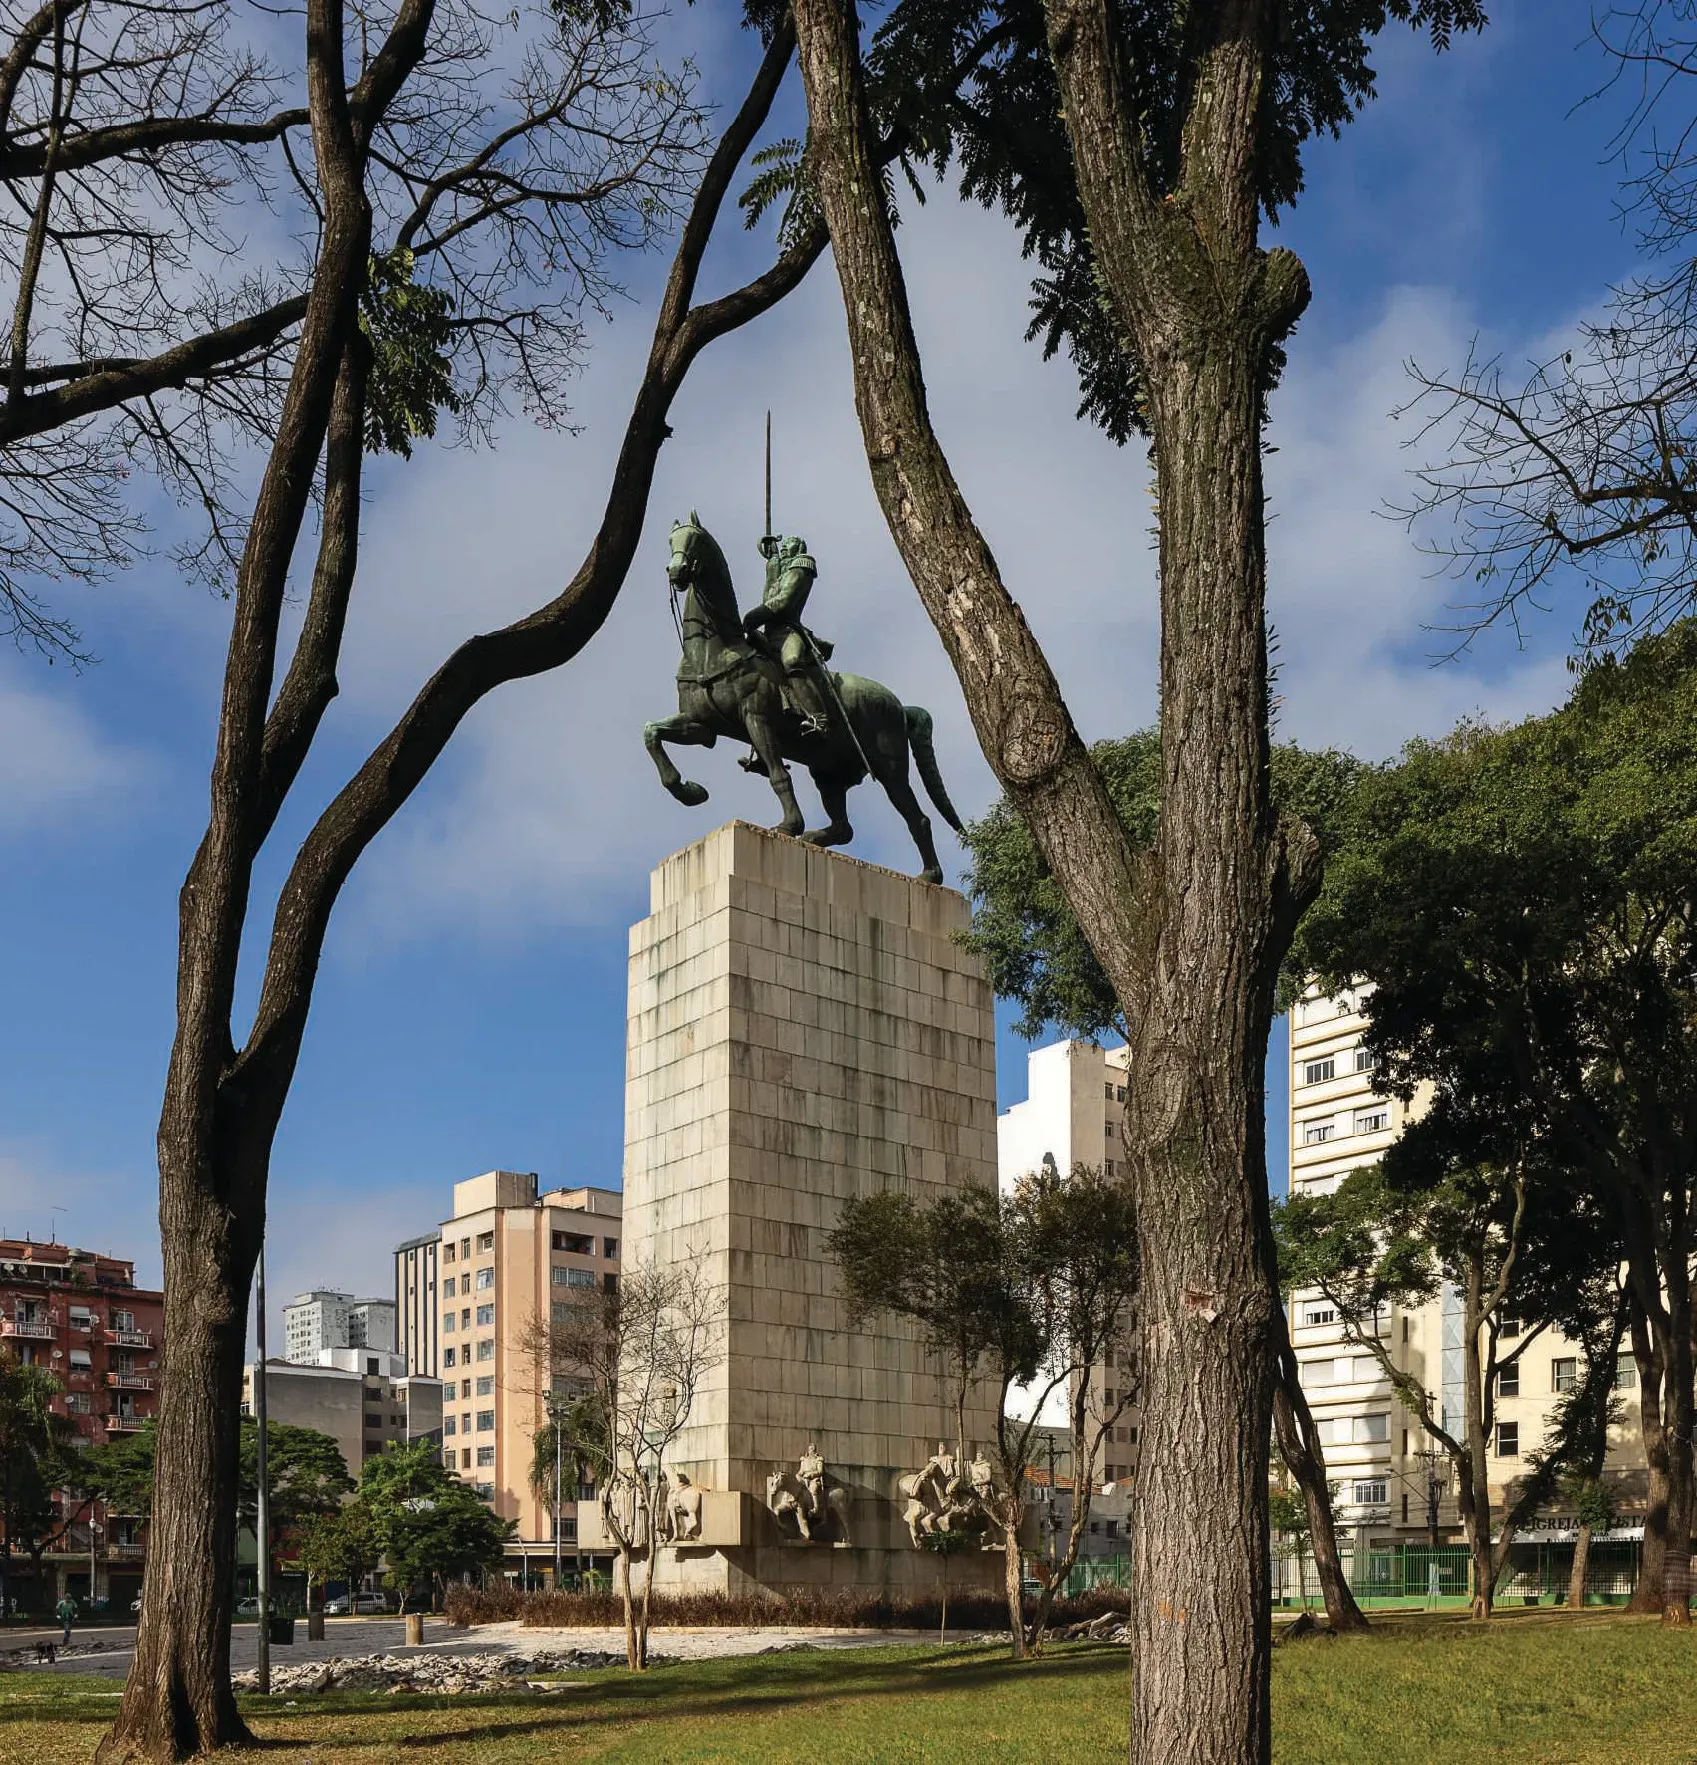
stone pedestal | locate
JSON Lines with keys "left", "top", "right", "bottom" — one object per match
{"left": 621, "top": 822, "right": 1000, "bottom": 1596}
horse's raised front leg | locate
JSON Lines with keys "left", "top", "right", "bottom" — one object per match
{"left": 644, "top": 714, "right": 715, "bottom": 807}
{"left": 743, "top": 708, "right": 804, "bottom": 837}
{"left": 801, "top": 771, "right": 854, "bottom": 850}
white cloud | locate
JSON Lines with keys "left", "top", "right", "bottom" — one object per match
{"left": 0, "top": 671, "right": 151, "bottom": 829}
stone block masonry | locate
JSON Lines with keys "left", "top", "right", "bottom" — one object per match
{"left": 622, "top": 822, "right": 1001, "bottom": 1595}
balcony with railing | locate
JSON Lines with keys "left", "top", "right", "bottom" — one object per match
{"left": 104, "top": 1413, "right": 148, "bottom": 1431}
{"left": 1, "top": 1317, "right": 55, "bottom": 1339}
{"left": 105, "top": 1372, "right": 154, "bottom": 1390}
{"left": 107, "top": 1329, "right": 152, "bottom": 1348}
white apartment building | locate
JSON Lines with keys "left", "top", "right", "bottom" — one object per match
{"left": 282, "top": 1290, "right": 396, "bottom": 1365}
{"left": 997, "top": 1040, "right": 1138, "bottom": 1488}
{"left": 1287, "top": 984, "right": 1647, "bottom": 1548}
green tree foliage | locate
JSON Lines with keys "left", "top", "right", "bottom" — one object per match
{"left": 296, "top": 1501, "right": 381, "bottom": 1606}
{"left": 359, "top": 1442, "right": 513, "bottom": 1611}
{"left": 1292, "top": 622, "right": 1697, "bottom": 1616}
{"left": 528, "top": 1393, "right": 608, "bottom": 1523}
{"left": 76, "top": 1419, "right": 353, "bottom": 1537}
{"left": 359, "top": 248, "right": 462, "bottom": 459}
{"left": 0, "top": 1352, "right": 80, "bottom": 1605}
{"left": 963, "top": 730, "right": 1365, "bottom": 1039}
{"left": 852, "top": 1, "right": 1485, "bottom": 441}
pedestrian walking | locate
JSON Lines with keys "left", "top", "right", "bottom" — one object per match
{"left": 55, "top": 1592, "right": 76, "bottom": 1646}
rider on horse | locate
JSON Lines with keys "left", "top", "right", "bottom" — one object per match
{"left": 743, "top": 534, "right": 835, "bottom": 738}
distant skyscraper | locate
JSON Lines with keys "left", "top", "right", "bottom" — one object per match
{"left": 282, "top": 1290, "right": 395, "bottom": 1365}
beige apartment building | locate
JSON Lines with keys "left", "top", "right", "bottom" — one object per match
{"left": 427, "top": 1171, "right": 620, "bottom": 1569}
{"left": 1287, "top": 984, "right": 1646, "bottom": 1549}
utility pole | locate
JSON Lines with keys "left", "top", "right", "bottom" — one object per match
{"left": 255, "top": 1240, "right": 271, "bottom": 1695}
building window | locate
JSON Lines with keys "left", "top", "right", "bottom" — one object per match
{"left": 475, "top": 1304, "right": 494, "bottom": 1326}
{"left": 1552, "top": 1358, "right": 1577, "bottom": 1394}
{"left": 1353, "top": 1046, "right": 1375, "bottom": 1073}
{"left": 442, "top": 1276, "right": 455, "bottom": 1298}
{"left": 1616, "top": 1354, "right": 1637, "bottom": 1391}
{"left": 476, "top": 1446, "right": 495, "bottom": 1467}
{"left": 553, "top": 1231, "right": 595, "bottom": 1255}
{"left": 1104, "top": 1158, "right": 1115, "bottom": 1175}
{"left": 1495, "top": 1421, "right": 1519, "bottom": 1457}
{"left": 443, "top": 1347, "right": 456, "bottom": 1368}
{"left": 476, "top": 1232, "right": 494, "bottom": 1253}
{"left": 443, "top": 1416, "right": 457, "bottom": 1436}
{"left": 1105, "top": 1122, "right": 1115, "bottom": 1138}
{"left": 460, "top": 1238, "right": 471, "bottom": 1258}
{"left": 66, "top": 1392, "right": 91, "bottom": 1414}
{"left": 1302, "top": 1304, "right": 1335, "bottom": 1328}
{"left": 1354, "top": 1107, "right": 1390, "bottom": 1135}
{"left": 1402, "top": 1493, "right": 1410, "bottom": 1524}
{"left": 475, "top": 1482, "right": 494, "bottom": 1500}
{"left": 553, "top": 1267, "right": 595, "bottom": 1288}
{"left": 461, "top": 1380, "right": 472, "bottom": 1399}
{"left": 1302, "top": 1057, "right": 1336, "bottom": 1086}
{"left": 1103, "top": 1083, "right": 1114, "bottom": 1101}
{"left": 461, "top": 1308, "right": 471, "bottom": 1328}
{"left": 1352, "top": 1480, "right": 1387, "bottom": 1507}
{"left": 443, "top": 1243, "right": 456, "bottom": 1264}
{"left": 474, "top": 1268, "right": 494, "bottom": 1292}
{"left": 443, "top": 1314, "right": 455, "bottom": 1332}
{"left": 1497, "top": 1363, "right": 1519, "bottom": 1398}
{"left": 475, "top": 1376, "right": 494, "bottom": 1396}
{"left": 1301, "top": 1120, "right": 1335, "bottom": 1145}
{"left": 461, "top": 1448, "right": 472, "bottom": 1469}
{"left": 476, "top": 1339, "right": 494, "bottom": 1362}
{"left": 1499, "top": 1316, "right": 1521, "bottom": 1340}
{"left": 604, "top": 1272, "right": 618, "bottom": 1294}
{"left": 1355, "top": 1414, "right": 1389, "bottom": 1444}
{"left": 1116, "top": 1086, "right": 1126, "bottom": 1102}
{"left": 476, "top": 1410, "right": 495, "bottom": 1431}
{"left": 603, "top": 1238, "right": 618, "bottom": 1258}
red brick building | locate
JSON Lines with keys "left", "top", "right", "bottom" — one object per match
{"left": 0, "top": 1238, "right": 164, "bottom": 1607}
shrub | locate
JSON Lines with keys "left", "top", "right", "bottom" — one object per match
{"left": 442, "top": 1580, "right": 1127, "bottom": 1632}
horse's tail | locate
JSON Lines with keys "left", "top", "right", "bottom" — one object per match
{"left": 903, "top": 705, "right": 964, "bottom": 833}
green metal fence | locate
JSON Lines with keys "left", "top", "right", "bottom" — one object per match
{"left": 1273, "top": 1538, "right": 1643, "bottom": 1610}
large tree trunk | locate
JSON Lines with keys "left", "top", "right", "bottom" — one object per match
{"left": 1461, "top": 1268, "right": 1495, "bottom": 1621}
{"left": 97, "top": 1170, "right": 259, "bottom": 1759}
{"left": 1658, "top": 1218, "right": 1693, "bottom": 1627}
{"left": 791, "top": 4, "right": 1317, "bottom": 1757}
{"left": 1627, "top": 1304, "right": 1668, "bottom": 1614}
{"left": 1271, "top": 1310, "right": 1368, "bottom": 1633}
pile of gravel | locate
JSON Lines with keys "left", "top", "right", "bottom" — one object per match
{"left": 231, "top": 1648, "right": 629, "bottom": 1695}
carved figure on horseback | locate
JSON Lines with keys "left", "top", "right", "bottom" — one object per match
{"left": 643, "top": 513, "right": 963, "bottom": 884}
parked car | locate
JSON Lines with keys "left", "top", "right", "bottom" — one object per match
{"left": 323, "top": 1591, "right": 390, "bottom": 1616}
{"left": 235, "top": 1596, "right": 261, "bottom": 1616}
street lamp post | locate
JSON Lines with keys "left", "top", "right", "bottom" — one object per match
{"left": 255, "top": 1240, "right": 271, "bottom": 1696}
{"left": 547, "top": 1392, "right": 566, "bottom": 1589}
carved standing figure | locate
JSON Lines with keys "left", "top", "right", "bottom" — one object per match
{"left": 644, "top": 515, "right": 964, "bottom": 883}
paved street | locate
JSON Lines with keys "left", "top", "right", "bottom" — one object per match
{"left": 4, "top": 1616, "right": 959, "bottom": 1680}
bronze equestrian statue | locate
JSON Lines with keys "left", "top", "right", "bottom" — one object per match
{"left": 643, "top": 514, "right": 963, "bottom": 884}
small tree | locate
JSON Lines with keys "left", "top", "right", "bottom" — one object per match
{"left": 829, "top": 1169, "right": 1140, "bottom": 1657}
{"left": 0, "top": 1352, "right": 79, "bottom": 1613}
{"left": 360, "top": 1444, "right": 511, "bottom": 1613}
{"left": 526, "top": 1257, "right": 722, "bottom": 1670}
{"left": 295, "top": 1501, "right": 379, "bottom": 1613}
{"left": 1277, "top": 1156, "right": 1614, "bottom": 1619}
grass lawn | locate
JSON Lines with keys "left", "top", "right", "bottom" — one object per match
{"left": 2, "top": 1610, "right": 1692, "bottom": 1763}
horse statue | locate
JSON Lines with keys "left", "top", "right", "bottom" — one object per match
{"left": 644, "top": 515, "right": 963, "bottom": 884}
{"left": 766, "top": 1446, "right": 853, "bottom": 1545}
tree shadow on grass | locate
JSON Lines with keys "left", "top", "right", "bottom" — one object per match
{"left": 378, "top": 1645, "right": 1121, "bottom": 1751}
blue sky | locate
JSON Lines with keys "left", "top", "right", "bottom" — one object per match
{"left": 0, "top": 1, "right": 1643, "bottom": 1328}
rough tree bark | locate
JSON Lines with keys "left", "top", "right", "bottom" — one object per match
{"left": 1270, "top": 1307, "right": 1368, "bottom": 1633}
{"left": 791, "top": 2, "right": 1319, "bottom": 1757}
{"left": 100, "top": 0, "right": 398, "bottom": 1749}
{"left": 102, "top": 17, "right": 817, "bottom": 1759}
{"left": 1628, "top": 1302, "right": 1670, "bottom": 1614}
